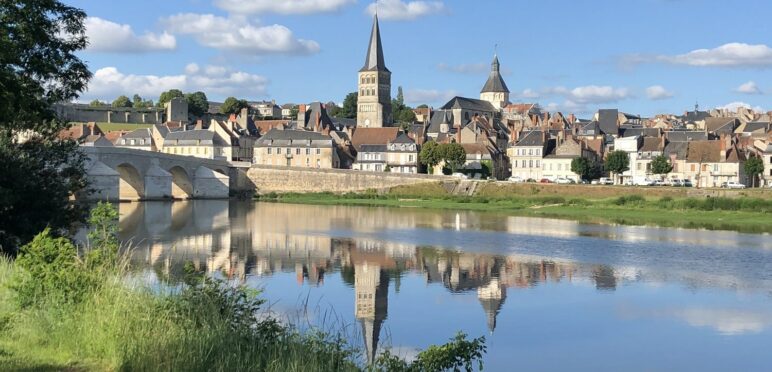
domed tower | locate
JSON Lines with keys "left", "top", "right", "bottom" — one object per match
{"left": 480, "top": 54, "right": 510, "bottom": 110}
{"left": 357, "top": 14, "right": 392, "bottom": 128}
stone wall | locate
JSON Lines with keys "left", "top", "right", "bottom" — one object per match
{"left": 245, "top": 165, "right": 449, "bottom": 193}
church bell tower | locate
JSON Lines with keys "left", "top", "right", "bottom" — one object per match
{"left": 357, "top": 14, "right": 392, "bottom": 127}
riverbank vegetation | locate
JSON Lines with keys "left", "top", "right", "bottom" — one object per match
{"left": 0, "top": 203, "right": 486, "bottom": 371}
{"left": 257, "top": 187, "right": 772, "bottom": 233}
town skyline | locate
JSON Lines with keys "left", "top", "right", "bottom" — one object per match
{"left": 67, "top": 0, "right": 772, "bottom": 116}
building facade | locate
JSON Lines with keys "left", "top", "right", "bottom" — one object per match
{"left": 253, "top": 129, "right": 339, "bottom": 168}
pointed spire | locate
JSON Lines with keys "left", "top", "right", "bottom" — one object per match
{"left": 361, "top": 14, "right": 389, "bottom": 72}
{"left": 481, "top": 53, "right": 509, "bottom": 93}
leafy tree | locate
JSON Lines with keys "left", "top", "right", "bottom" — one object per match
{"left": 112, "top": 95, "right": 132, "bottom": 108}
{"left": 157, "top": 89, "right": 184, "bottom": 107}
{"left": 0, "top": 0, "right": 91, "bottom": 256}
{"left": 132, "top": 94, "right": 143, "bottom": 108}
{"left": 339, "top": 92, "right": 357, "bottom": 119}
{"left": 650, "top": 155, "right": 673, "bottom": 178}
{"left": 89, "top": 99, "right": 107, "bottom": 107}
{"left": 290, "top": 105, "right": 299, "bottom": 119}
{"left": 571, "top": 157, "right": 591, "bottom": 180}
{"left": 419, "top": 141, "right": 441, "bottom": 171}
{"left": 416, "top": 104, "right": 428, "bottom": 109}
{"left": 744, "top": 156, "right": 764, "bottom": 187}
{"left": 220, "top": 97, "right": 249, "bottom": 115}
{"left": 398, "top": 108, "right": 416, "bottom": 124}
{"left": 440, "top": 143, "right": 467, "bottom": 172}
{"left": 396, "top": 86, "right": 404, "bottom": 107}
{"left": 185, "top": 91, "right": 209, "bottom": 117}
{"left": 605, "top": 150, "right": 630, "bottom": 184}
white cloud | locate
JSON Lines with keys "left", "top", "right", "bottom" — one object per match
{"left": 163, "top": 13, "right": 320, "bottom": 55}
{"left": 85, "top": 17, "right": 176, "bottom": 53}
{"left": 665, "top": 43, "right": 772, "bottom": 67}
{"left": 716, "top": 101, "right": 765, "bottom": 113}
{"left": 645, "top": 85, "right": 674, "bottom": 100}
{"left": 735, "top": 81, "right": 762, "bottom": 95}
{"left": 83, "top": 65, "right": 268, "bottom": 101}
{"left": 543, "top": 100, "right": 588, "bottom": 114}
{"left": 366, "top": 0, "right": 446, "bottom": 21}
{"left": 404, "top": 89, "right": 458, "bottom": 105}
{"left": 215, "top": 0, "right": 355, "bottom": 15}
{"left": 515, "top": 89, "right": 541, "bottom": 99}
{"left": 675, "top": 308, "right": 772, "bottom": 336}
{"left": 546, "top": 85, "right": 631, "bottom": 104}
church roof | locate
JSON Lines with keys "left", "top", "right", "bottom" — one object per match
{"left": 480, "top": 55, "right": 509, "bottom": 93}
{"left": 440, "top": 96, "right": 497, "bottom": 113}
{"left": 360, "top": 14, "right": 389, "bottom": 73}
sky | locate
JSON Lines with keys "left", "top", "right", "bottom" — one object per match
{"left": 66, "top": 0, "right": 772, "bottom": 117}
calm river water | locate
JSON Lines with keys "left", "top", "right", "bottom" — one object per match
{"left": 116, "top": 200, "right": 772, "bottom": 371}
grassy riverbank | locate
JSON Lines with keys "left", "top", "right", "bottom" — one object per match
{"left": 259, "top": 186, "right": 772, "bottom": 233}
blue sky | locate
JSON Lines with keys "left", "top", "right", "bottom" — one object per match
{"left": 67, "top": 0, "right": 772, "bottom": 116}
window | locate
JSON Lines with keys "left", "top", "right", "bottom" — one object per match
{"left": 286, "top": 148, "right": 290, "bottom": 155}
{"left": 535, "top": 160, "right": 540, "bottom": 168}
{"left": 306, "top": 148, "right": 310, "bottom": 155}
{"left": 316, "top": 159, "right": 321, "bottom": 168}
{"left": 306, "top": 158, "right": 310, "bottom": 167}
{"left": 521, "top": 160, "right": 526, "bottom": 168}
{"left": 316, "top": 148, "right": 321, "bottom": 155}
{"left": 690, "top": 164, "right": 695, "bottom": 172}
{"left": 296, "top": 148, "right": 300, "bottom": 155}
{"left": 558, "top": 164, "right": 562, "bottom": 171}
{"left": 130, "top": 139, "right": 135, "bottom": 145}
{"left": 409, "top": 155, "right": 414, "bottom": 162}
{"left": 529, "top": 160, "right": 533, "bottom": 168}
{"left": 529, "top": 149, "right": 533, "bottom": 155}
{"left": 121, "top": 139, "right": 126, "bottom": 145}
{"left": 536, "top": 149, "right": 540, "bottom": 156}
{"left": 267, "top": 148, "right": 272, "bottom": 154}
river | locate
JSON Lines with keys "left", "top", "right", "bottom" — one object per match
{"left": 115, "top": 200, "right": 772, "bottom": 371}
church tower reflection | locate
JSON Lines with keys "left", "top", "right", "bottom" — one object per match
{"left": 355, "top": 262, "right": 389, "bottom": 364}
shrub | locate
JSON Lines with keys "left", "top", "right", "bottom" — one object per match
{"left": 613, "top": 195, "right": 645, "bottom": 206}
{"left": 373, "top": 332, "right": 486, "bottom": 372}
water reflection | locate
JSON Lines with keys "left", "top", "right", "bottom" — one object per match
{"left": 116, "top": 201, "right": 772, "bottom": 370}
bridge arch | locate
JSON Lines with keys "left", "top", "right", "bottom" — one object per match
{"left": 116, "top": 163, "right": 144, "bottom": 201}
{"left": 168, "top": 166, "right": 193, "bottom": 199}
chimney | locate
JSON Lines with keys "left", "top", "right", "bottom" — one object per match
{"left": 315, "top": 111, "right": 320, "bottom": 132}
{"left": 720, "top": 134, "right": 727, "bottom": 159}
{"left": 454, "top": 123, "right": 461, "bottom": 143}
{"left": 542, "top": 130, "right": 547, "bottom": 144}
{"left": 568, "top": 113, "right": 576, "bottom": 124}
{"left": 297, "top": 104, "right": 307, "bottom": 122}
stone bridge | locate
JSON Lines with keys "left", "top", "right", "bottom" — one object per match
{"left": 81, "top": 147, "right": 234, "bottom": 201}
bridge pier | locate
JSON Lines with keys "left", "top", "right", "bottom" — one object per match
{"left": 144, "top": 165, "right": 173, "bottom": 200}
{"left": 193, "top": 166, "right": 230, "bottom": 199}
{"left": 86, "top": 161, "right": 120, "bottom": 201}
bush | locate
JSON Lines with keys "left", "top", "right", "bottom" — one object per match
{"left": 373, "top": 332, "right": 486, "bottom": 372}
{"left": 613, "top": 195, "right": 645, "bottom": 206}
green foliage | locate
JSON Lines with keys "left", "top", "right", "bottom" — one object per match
{"left": 0, "top": 137, "right": 88, "bottom": 255}
{"left": 481, "top": 159, "right": 493, "bottom": 178}
{"left": 416, "top": 104, "right": 428, "bottom": 109}
{"left": 650, "top": 155, "right": 673, "bottom": 175}
{"left": 0, "top": 0, "right": 91, "bottom": 255}
{"left": 112, "top": 95, "right": 132, "bottom": 108}
{"left": 157, "top": 89, "right": 184, "bottom": 108}
{"left": 571, "top": 157, "right": 590, "bottom": 179}
{"left": 132, "top": 94, "right": 153, "bottom": 108}
{"left": 11, "top": 228, "right": 98, "bottom": 308}
{"left": 373, "top": 332, "right": 486, "bottom": 372}
{"left": 221, "top": 96, "right": 250, "bottom": 115}
{"left": 744, "top": 157, "right": 764, "bottom": 187}
{"left": 85, "top": 201, "right": 120, "bottom": 269}
{"left": 613, "top": 195, "right": 646, "bottom": 206}
{"left": 391, "top": 86, "right": 416, "bottom": 124}
{"left": 419, "top": 141, "right": 441, "bottom": 168}
{"left": 290, "top": 105, "right": 300, "bottom": 118}
{"left": 440, "top": 143, "right": 467, "bottom": 172}
{"left": 185, "top": 91, "right": 209, "bottom": 117}
{"left": 89, "top": 99, "right": 107, "bottom": 107}
{"left": 339, "top": 92, "right": 358, "bottom": 119}
{"left": 605, "top": 150, "right": 630, "bottom": 176}
{"left": 0, "top": 0, "right": 91, "bottom": 138}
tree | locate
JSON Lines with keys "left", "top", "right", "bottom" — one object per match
{"left": 112, "top": 95, "right": 132, "bottom": 108}
{"left": 396, "top": 86, "right": 404, "bottom": 107}
{"left": 440, "top": 143, "right": 467, "bottom": 172}
{"left": 398, "top": 108, "right": 416, "bottom": 124}
{"left": 290, "top": 105, "right": 299, "bottom": 119}
{"left": 605, "top": 150, "right": 630, "bottom": 184}
{"left": 1, "top": 0, "right": 92, "bottom": 256}
{"left": 220, "top": 97, "right": 249, "bottom": 115}
{"left": 185, "top": 91, "right": 209, "bottom": 117}
{"left": 416, "top": 104, "right": 428, "bottom": 109}
{"left": 744, "top": 156, "right": 764, "bottom": 187}
{"left": 132, "top": 94, "right": 143, "bottom": 108}
{"left": 339, "top": 92, "right": 358, "bottom": 119}
{"left": 89, "top": 99, "right": 106, "bottom": 107}
{"left": 419, "top": 141, "right": 441, "bottom": 172}
{"left": 650, "top": 155, "right": 673, "bottom": 178}
{"left": 157, "top": 89, "right": 184, "bottom": 108}
{"left": 571, "top": 157, "right": 591, "bottom": 180}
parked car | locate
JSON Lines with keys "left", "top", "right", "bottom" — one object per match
{"left": 555, "top": 177, "right": 574, "bottom": 184}
{"left": 653, "top": 180, "right": 667, "bottom": 186}
{"left": 682, "top": 180, "right": 693, "bottom": 187}
{"left": 722, "top": 181, "right": 746, "bottom": 189}
{"left": 508, "top": 176, "right": 524, "bottom": 183}
{"left": 590, "top": 179, "right": 600, "bottom": 185}
{"left": 526, "top": 178, "right": 537, "bottom": 183}
{"left": 599, "top": 177, "right": 614, "bottom": 185}
{"left": 667, "top": 179, "right": 683, "bottom": 187}
{"left": 634, "top": 178, "right": 655, "bottom": 186}
{"left": 452, "top": 172, "right": 467, "bottom": 179}
{"left": 539, "top": 178, "right": 553, "bottom": 184}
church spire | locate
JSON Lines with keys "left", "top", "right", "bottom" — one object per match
{"left": 361, "top": 14, "right": 388, "bottom": 72}
{"left": 481, "top": 53, "right": 509, "bottom": 93}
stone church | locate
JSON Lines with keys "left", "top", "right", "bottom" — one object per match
{"left": 357, "top": 14, "right": 392, "bottom": 128}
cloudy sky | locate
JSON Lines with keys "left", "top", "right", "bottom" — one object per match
{"left": 68, "top": 0, "right": 772, "bottom": 116}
